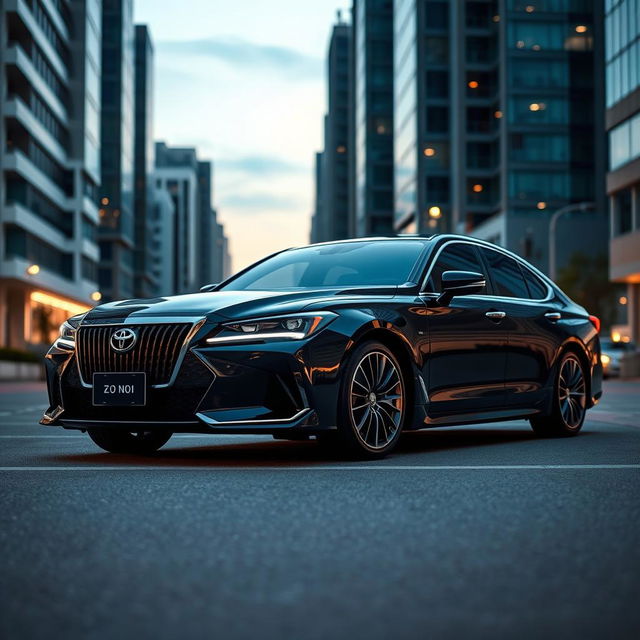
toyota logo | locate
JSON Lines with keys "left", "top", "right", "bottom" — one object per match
{"left": 110, "top": 328, "right": 137, "bottom": 353}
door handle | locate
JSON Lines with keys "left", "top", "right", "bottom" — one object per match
{"left": 544, "top": 312, "right": 562, "bottom": 321}
{"left": 485, "top": 311, "right": 506, "bottom": 320}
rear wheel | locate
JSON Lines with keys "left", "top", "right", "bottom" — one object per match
{"left": 530, "top": 352, "right": 587, "bottom": 437}
{"left": 87, "top": 428, "right": 172, "bottom": 454}
{"left": 335, "top": 341, "right": 406, "bottom": 458}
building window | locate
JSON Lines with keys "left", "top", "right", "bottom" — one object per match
{"left": 509, "top": 60, "right": 568, "bottom": 89}
{"left": 426, "top": 176, "right": 449, "bottom": 202}
{"left": 424, "top": 37, "right": 449, "bottom": 64}
{"left": 509, "top": 171, "right": 570, "bottom": 201}
{"left": 466, "top": 2, "right": 493, "bottom": 28}
{"left": 509, "top": 21, "right": 589, "bottom": 51}
{"left": 466, "top": 36, "right": 494, "bottom": 63}
{"left": 426, "top": 106, "right": 448, "bottom": 133}
{"left": 465, "top": 72, "right": 496, "bottom": 98}
{"left": 422, "top": 142, "right": 450, "bottom": 168}
{"left": 510, "top": 133, "right": 569, "bottom": 163}
{"left": 4, "top": 226, "right": 73, "bottom": 280}
{"left": 425, "top": 70, "right": 449, "bottom": 98}
{"left": 425, "top": 1, "right": 449, "bottom": 29}
{"left": 609, "top": 112, "right": 640, "bottom": 170}
{"left": 613, "top": 188, "right": 633, "bottom": 236}
{"left": 467, "top": 107, "right": 497, "bottom": 134}
{"left": 508, "top": 97, "right": 570, "bottom": 124}
{"left": 371, "top": 117, "right": 392, "bottom": 135}
{"left": 467, "top": 142, "right": 498, "bottom": 170}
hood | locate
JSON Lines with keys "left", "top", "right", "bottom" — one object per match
{"left": 81, "top": 287, "right": 399, "bottom": 324}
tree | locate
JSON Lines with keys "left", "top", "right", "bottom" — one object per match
{"left": 556, "top": 252, "right": 618, "bottom": 330}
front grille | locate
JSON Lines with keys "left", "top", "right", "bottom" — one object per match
{"left": 76, "top": 323, "right": 192, "bottom": 386}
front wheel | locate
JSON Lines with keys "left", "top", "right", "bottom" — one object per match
{"left": 530, "top": 352, "right": 587, "bottom": 437}
{"left": 335, "top": 341, "right": 407, "bottom": 458}
{"left": 87, "top": 428, "right": 172, "bottom": 454}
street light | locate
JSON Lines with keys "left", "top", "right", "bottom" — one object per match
{"left": 548, "top": 202, "right": 594, "bottom": 281}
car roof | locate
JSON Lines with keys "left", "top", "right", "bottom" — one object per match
{"left": 304, "top": 235, "right": 437, "bottom": 248}
{"left": 303, "top": 234, "right": 509, "bottom": 250}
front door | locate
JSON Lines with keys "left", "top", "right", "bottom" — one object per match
{"left": 423, "top": 242, "right": 507, "bottom": 418}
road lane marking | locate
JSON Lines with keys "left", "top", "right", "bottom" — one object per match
{"left": 0, "top": 464, "right": 638, "bottom": 471}
{"left": 0, "top": 434, "right": 268, "bottom": 439}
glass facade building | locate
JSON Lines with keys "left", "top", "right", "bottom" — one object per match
{"left": 312, "top": 21, "right": 352, "bottom": 243}
{"left": 133, "top": 24, "right": 156, "bottom": 298}
{"left": 392, "top": 0, "right": 606, "bottom": 275}
{"left": 0, "top": 0, "right": 102, "bottom": 348}
{"left": 154, "top": 143, "right": 229, "bottom": 294}
{"left": 98, "top": 0, "right": 135, "bottom": 302}
{"left": 606, "top": 0, "right": 640, "bottom": 345}
{"left": 353, "top": 0, "right": 395, "bottom": 236}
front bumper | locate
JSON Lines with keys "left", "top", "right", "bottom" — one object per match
{"left": 41, "top": 325, "right": 350, "bottom": 434}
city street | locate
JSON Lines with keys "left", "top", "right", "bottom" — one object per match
{"left": 1, "top": 380, "right": 639, "bottom": 639}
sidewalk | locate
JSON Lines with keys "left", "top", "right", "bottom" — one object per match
{"left": 0, "top": 381, "right": 47, "bottom": 394}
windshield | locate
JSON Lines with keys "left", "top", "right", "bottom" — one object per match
{"left": 221, "top": 241, "right": 427, "bottom": 291}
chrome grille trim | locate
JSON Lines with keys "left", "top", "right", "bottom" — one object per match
{"left": 75, "top": 318, "right": 206, "bottom": 389}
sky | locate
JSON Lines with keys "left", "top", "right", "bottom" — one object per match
{"left": 134, "top": 0, "right": 351, "bottom": 274}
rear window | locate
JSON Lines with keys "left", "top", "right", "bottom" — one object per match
{"left": 481, "top": 248, "right": 529, "bottom": 299}
{"left": 521, "top": 266, "right": 548, "bottom": 299}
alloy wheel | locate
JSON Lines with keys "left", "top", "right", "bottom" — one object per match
{"left": 558, "top": 355, "right": 586, "bottom": 429}
{"left": 349, "top": 351, "right": 404, "bottom": 450}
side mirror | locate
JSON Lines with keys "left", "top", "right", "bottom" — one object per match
{"left": 436, "top": 270, "right": 486, "bottom": 306}
{"left": 200, "top": 283, "right": 219, "bottom": 292}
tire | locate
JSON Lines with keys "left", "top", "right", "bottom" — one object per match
{"left": 530, "top": 352, "right": 587, "bottom": 437}
{"left": 334, "top": 340, "right": 407, "bottom": 458}
{"left": 87, "top": 428, "right": 172, "bottom": 454}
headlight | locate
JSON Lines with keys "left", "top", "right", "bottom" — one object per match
{"left": 54, "top": 313, "right": 86, "bottom": 349}
{"left": 205, "top": 312, "right": 336, "bottom": 345}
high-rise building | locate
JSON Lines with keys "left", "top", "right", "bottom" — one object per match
{"left": 0, "top": 0, "right": 102, "bottom": 349}
{"left": 213, "top": 218, "right": 231, "bottom": 283}
{"left": 352, "top": 0, "right": 395, "bottom": 237}
{"left": 154, "top": 142, "right": 228, "bottom": 292}
{"left": 313, "top": 19, "right": 352, "bottom": 243}
{"left": 149, "top": 186, "right": 175, "bottom": 296}
{"left": 133, "top": 24, "right": 156, "bottom": 298}
{"left": 606, "top": 0, "right": 640, "bottom": 344}
{"left": 393, "top": 0, "right": 606, "bottom": 274}
{"left": 98, "top": 0, "right": 134, "bottom": 302}
{"left": 197, "top": 160, "right": 218, "bottom": 286}
{"left": 310, "top": 151, "right": 324, "bottom": 242}
{"left": 154, "top": 142, "right": 200, "bottom": 294}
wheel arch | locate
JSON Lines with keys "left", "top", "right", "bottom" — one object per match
{"left": 555, "top": 338, "right": 593, "bottom": 407}
{"left": 342, "top": 326, "right": 422, "bottom": 428}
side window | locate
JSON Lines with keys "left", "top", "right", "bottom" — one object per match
{"left": 521, "top": 266, "right": 548, "bottom": 299}
{"left": 426, "top": 243, "right": 486, "bottom": 293}
{"left": 481, "top": 249, "right": 529, "bottom": 298}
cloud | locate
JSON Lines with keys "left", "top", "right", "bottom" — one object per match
{"left": 220, "top": 191, "right": 304, "bottom": 212}
{"left": 158, "top": 36, "right": 321, "bottom": 78}
{"left": 217, "top": 155, "right": 309, "bottom": 176}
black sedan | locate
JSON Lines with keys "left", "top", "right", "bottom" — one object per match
{"left": 41, "top": 235, "right": 603, "bottom": 458}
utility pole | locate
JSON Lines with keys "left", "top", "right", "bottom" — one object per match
{"left": 548, "top": 202, "right": 595, "bottom": 281}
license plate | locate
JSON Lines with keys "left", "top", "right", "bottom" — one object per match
{"left": 93, "top": 373, "right": 146, "bottom": 406}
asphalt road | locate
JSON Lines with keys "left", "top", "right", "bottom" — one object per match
{"left": 1, "top": 381, "right": 639, "bottom": 640}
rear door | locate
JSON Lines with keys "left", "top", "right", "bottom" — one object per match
{"left": 478, "top": 247, "right": 563, "bottom": 410}
{"left": 424, "top": 242, "right": 507, "bottom": 417}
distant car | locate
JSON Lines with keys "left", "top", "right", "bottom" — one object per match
{"left": 41, "top": 235, "right": 603, "bottom": 458}
{"left": 600, "top": 339, "right": 636, "bottom": 378}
